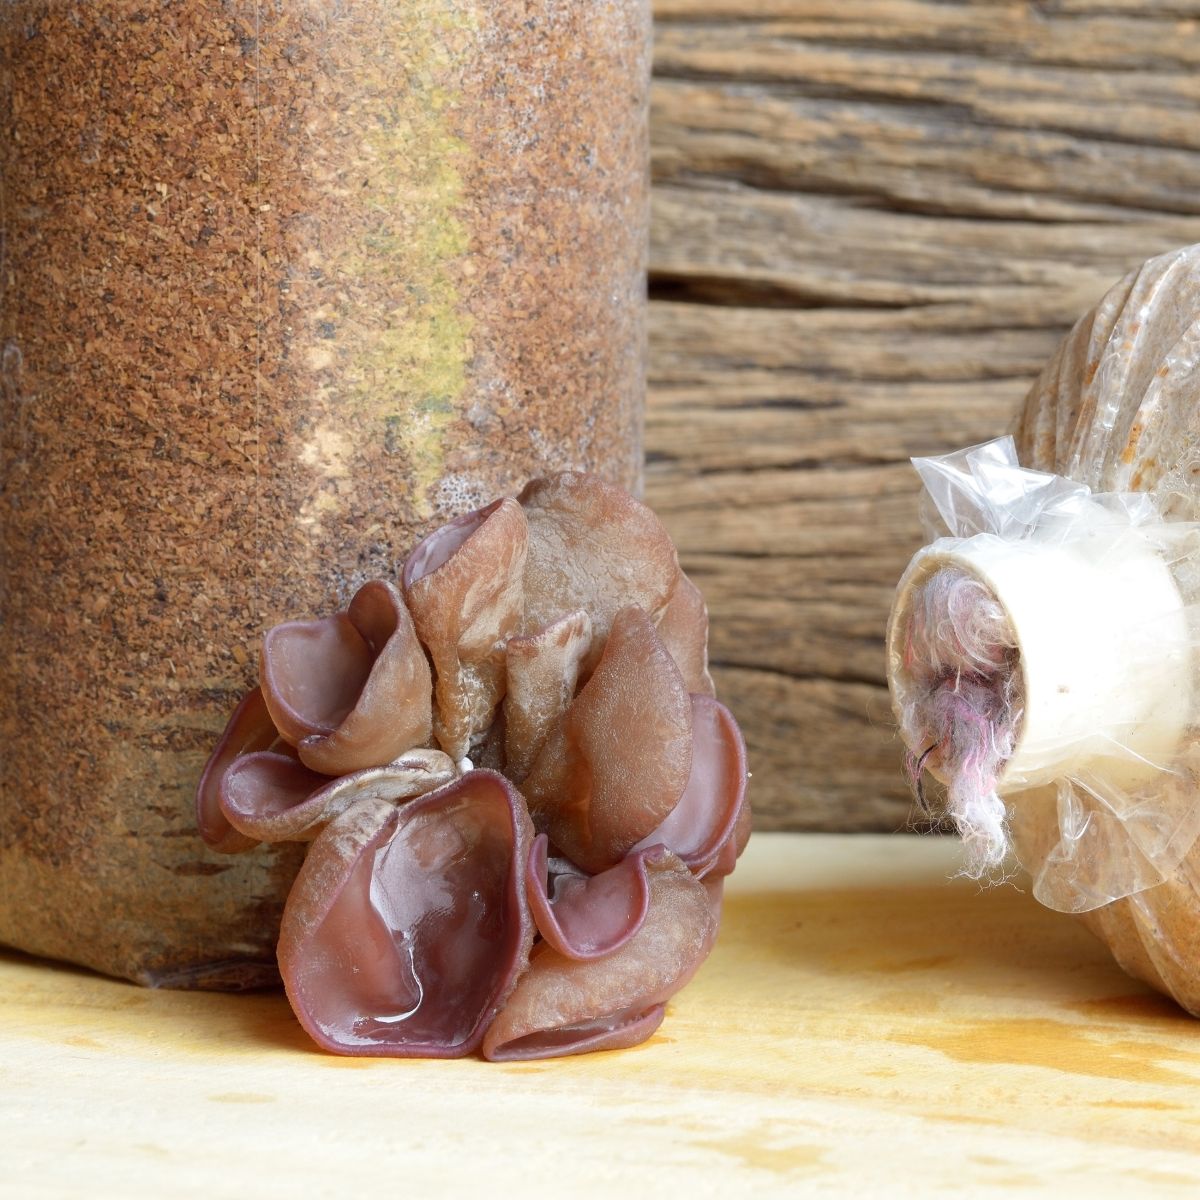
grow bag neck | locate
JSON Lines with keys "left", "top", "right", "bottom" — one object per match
{"left": 888, "top": 505, "right": 1192, "bottom": 794}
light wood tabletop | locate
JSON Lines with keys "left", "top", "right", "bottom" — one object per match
{"left": 4, "top": 832, "right": 1200, "bottom": 1198}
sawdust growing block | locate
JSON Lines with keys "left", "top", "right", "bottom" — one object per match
{"left": 0, "top": 1, "right": 649, "bottom": 988}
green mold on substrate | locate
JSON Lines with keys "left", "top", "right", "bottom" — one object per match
{"left": 326, "top": 3, "right": 477, "bottom": 522}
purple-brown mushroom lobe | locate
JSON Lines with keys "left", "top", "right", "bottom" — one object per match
{"left": 483, "top": 848, "right": 717, "bottom": 1061}
{"left": 278, "top": 771, "right": 535, "bottom": 1058}
{"left": 519, "top": 472, "right": 681, "bottom": 673}
{"left": 633, "top": 695, "right": 747, "bottom": 875}
{"left": 504, "top": 610, "right": 592, "bottom": 783}
{"left": 521, "top": 605, "right": 694, "bottom": 874}
{"left": 403, "top": 497, "right": 528, "bottom": 763}
{"left": 261, "top": 580, "right": 432, "bottom": 775}
{"left": 656, "top": 571, "right": 716, "bottom": 698}
{"left": 219, "top": 750, "right": 329, "bottom": 847}
{"left": 220, "top": 750, "right": 456, "bottom": 845}
{"left": 525, "top": 834, "right": 653, "bottom": 960}
{"left": 196, "top": 472, "right": 751, "bottom": 1061}
{"left": 709, "top": 794, "right": 752, "bottom": 881}
{"left": 196, "top": 687, "right": 282, "bottom": 854}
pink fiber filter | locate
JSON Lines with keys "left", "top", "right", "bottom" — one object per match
{"left": 887, "top": 243, "right": 1200, "bottom": 1015}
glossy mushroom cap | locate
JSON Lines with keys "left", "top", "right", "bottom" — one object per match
{"left": 260, "top": 580, "right": 432, "bottom": 775}
{"left": 483, "top": 848, "right": 717, "bottom": 1061}
{"left": 522, "top": 605, "right": 694, "bottom": 874}
{"left": 197, "top": 471, "right": 751, "bottom": 1062}
{"left": 519, "top": 472, "right": 681, "bottom": 672}
{"left": 279, "top": 772, "right": 535, "bottom": 1058}
{"left": 404, "top": 498, "right": 527, "bottom": 763}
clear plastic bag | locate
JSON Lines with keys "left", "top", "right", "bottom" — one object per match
{"left": 891, "top": 436, "right": 1200, "bottom": 916}
{"left": 892, "top": 244, "right": 1200, "bottom": 1016}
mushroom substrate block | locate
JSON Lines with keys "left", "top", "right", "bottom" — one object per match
{"left": 0, "top": 1, "right": 650, "bottom": 987}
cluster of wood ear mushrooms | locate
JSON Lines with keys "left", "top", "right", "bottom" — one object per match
{"left": 197, "top": 473, "right": 749, "bottom": 1060}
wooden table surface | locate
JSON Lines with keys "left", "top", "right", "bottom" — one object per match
{"left": 5, "top": 832, "right": 1200, "bottom": 1198}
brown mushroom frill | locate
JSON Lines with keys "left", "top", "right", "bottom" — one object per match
{"left": 196, "top": 472, "right": 750, "bottom": 1059}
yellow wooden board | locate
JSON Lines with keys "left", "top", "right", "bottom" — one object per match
{"left": 5, "top": 833, "right": 1200, "bottom": 1197}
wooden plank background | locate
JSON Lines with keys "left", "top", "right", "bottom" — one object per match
{"left": 642, "top": 0, "right": 1200, "bottom": 830}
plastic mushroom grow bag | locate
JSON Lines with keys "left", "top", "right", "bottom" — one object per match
{"left": 887, "top": 244, "right": 1200, "bottom": 1015}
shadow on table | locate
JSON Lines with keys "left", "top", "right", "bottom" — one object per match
{"left": 720, "top": 873, "right": 1186, "bottom": 1024}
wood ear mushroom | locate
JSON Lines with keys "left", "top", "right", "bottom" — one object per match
{"left": 197, "top": 473, "right": 751, "bottom": 1059}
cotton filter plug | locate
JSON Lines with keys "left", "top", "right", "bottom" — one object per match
{"left": 888, "top": 437, "right": 1197, "bottom": 900}
{"left": 897, "top": 563, "right": 1021, "bottom": 877}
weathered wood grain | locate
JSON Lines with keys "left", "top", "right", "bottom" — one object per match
{"left": 644, "top": 0, "right": 1200, "bottom": 828}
